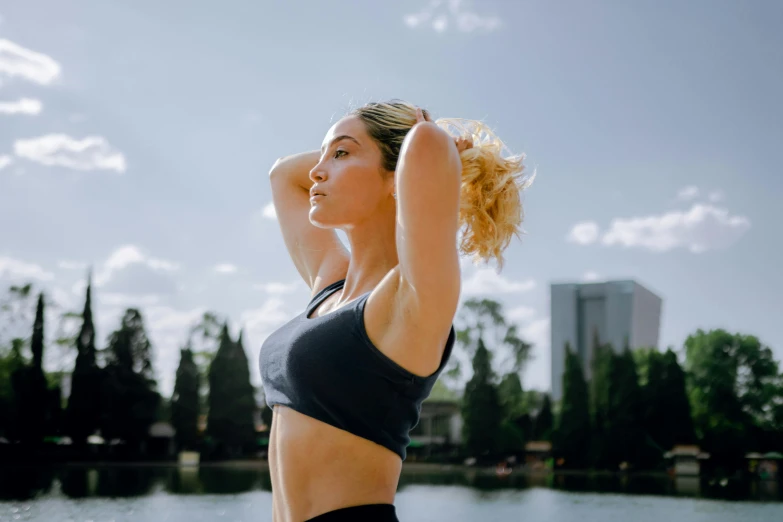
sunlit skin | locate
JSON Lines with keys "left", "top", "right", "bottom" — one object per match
{"left": 267, "top": 109, "right": 470, "bottom": 521}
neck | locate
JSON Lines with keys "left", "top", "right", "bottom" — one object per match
{"left": 341, "top": 208, "right": 398, "bottom": 300}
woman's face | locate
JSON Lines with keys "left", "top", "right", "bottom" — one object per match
{"left": 309, "top": 115, "right": 394, "bottom": 229}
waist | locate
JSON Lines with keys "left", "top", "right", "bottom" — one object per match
{"left": 269, "top": 405, "right": 401, "bottom": 520}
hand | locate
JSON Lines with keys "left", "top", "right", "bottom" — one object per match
{"left": 415, "top": 107, "right": 473, "bottom": 153}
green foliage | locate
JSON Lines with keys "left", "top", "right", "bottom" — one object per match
{"left": 685, "top": 329, "right": 781, "bottom": 465}
{"left": 498, "top": 372, "right": 525, "bottom": 420}
{"left": 533, "top": 394, "right": 554, "bottom": 441}
{"left": 461, "top": 338, "right": 502, "bottom": 457}
{"left": 10, "top": 293, "right": 53, "bottom": 445}
{"left": 589, "top": 331, "right": 613, "bottom": 468}
{"left": 206, "top": 325, "right": 256, "bottom": 457}
{"left": 447, "top": 298, "right": 532, "bottom": 385}
{"left": 65, "top": 275, "right": 103, "bottom": 446}
{"left": 555, "top": 343, "right": 591, "bottom": 468}
{"left": 100, "top": 309, "right": 161, "bottom": 447}
{"left": 604, "top": 346, "right": 644, "bottom": 469}
{"left": 171, "top": 348, "right": 201, "bottom": 451}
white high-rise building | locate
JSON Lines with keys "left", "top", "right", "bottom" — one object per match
{"left": 550, "top": 280, "right": 662, "bottom": 402}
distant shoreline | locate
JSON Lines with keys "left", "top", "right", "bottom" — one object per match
{"left": 2, "top": 460, "right": 675, "bottom": 477}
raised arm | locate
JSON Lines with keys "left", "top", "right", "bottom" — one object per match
{"left": 394, "top": 115, "right": 462, "bottom": 324}
{"left": 268, "top": 151, "right": 349, "bottom": 294}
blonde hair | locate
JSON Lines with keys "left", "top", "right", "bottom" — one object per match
{"left": 350, "top": 100, "right": 534, "bottom": 270}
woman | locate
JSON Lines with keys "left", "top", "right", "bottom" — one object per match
{"left": 260, "top": 100, "right": 531, "bottom": 521}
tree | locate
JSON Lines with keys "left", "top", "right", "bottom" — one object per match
{"left": 498, "top": 372, "right": 526, "bottom": 421}
{"left": 232, "top": 330, "right": 258, "bottom": 447}
{"left": 604, "top": 346, "right": 644, "bottom": 469}
{"left": 497, "top": 372, "right": 527, "bottom": 455}
{"left": 588, "top": 331, "right": 613, "bottom": 469}
{"left": 662, "top": 350, "right": 696, "bottom": 446}
{"left": 65, "top": 275, "right": 103, "bottom": 447}
{"left": 171, "top": 348, "right": 200, "bottom": 451}
{"left": 446, "top": 298, "right": 532, "bottom": 385}
{"left": 100, "top": 309, "right": 161, "bottom": 451}
{"left": 533, "top": 394, "right": 554, "bottom": 441}
{"left": 206, "top": 324, "right": 256, "bottom": 457}
{"left": 685, "top": 329, "right": 780, "bottom": 468}
{"left": 10, "top": 293, "right": 52, "bottom": 447}
{"left": 461, "top": 338, "right": 502, "bottom": 458}
{"left": 555, "top": 343, "right": 591, "bottom": 469}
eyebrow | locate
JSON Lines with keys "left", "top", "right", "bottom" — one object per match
{"left": 321, "top": 135, "right": 360, "bottom": 153}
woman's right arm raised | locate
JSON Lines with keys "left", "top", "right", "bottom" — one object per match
{"left": 268, "top": 151, "right": 349, "bottom": 294}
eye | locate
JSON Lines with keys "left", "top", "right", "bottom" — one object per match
{"left": 333, "top": 150, "right": 348, "bottom": 159}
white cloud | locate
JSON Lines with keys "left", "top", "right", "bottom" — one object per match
{"left": 507, "top": 305, "right": 536, "bottom": 323}
{"left": 461, "top": 266, "right": 535, "bottom": 296}
{"left": 0, "top": 98, "right": 42, "bottom": 115}
{"left": 240, "top": 298, "right": 291, "bottom": 332}
{"left": 214, "top": 263, "right": 238, "bottom": 274}
{"left": 99, "top": 293, "right": 161, "bottom": 308}
{"left": 601, "top": 203, "right": 751, "bottom": 253}
{"left": 90, "top": 245, "right": 180, "bottom": 296}
{"left": 262, "top": 202, "right": 277, "bottom": 220}
{"left": 567, "top": 221, "right": 600, "bottom": 245}
{"left": 432, "top": 15, "right": 448, "bottom": 32}
{"left": 254, "top": 281, "right": 300, "bottom": 295}
{"left": 404, "top": 0, "right": 501, "bottom": 33}
{"left": 582, "top": 271, "right": 601, "bottom": 282}
{"left": 0, "top": 259, "right": 51, "bottom": 283}
{"left": 58, "top": 260, "right": 87, "bottom": 270}
{"left": 0, "top": 256, "right": 55, "bottom": 281}
{"left": 0, "top": 155, "right": 12, "bottom": 171}
{"left": 14, "top": 134, "right": 127, "bottom": 173}
{"left": 677, "top": 185, "right": 699, "bottom": 201}
{"left": 0, "top": 39, "right": 61, "bottom": 85}
{"left": 708, "top": 190, "right": 724, "bottom": 203}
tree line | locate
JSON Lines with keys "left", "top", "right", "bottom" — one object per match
{"left": 2, "top": 281, "right": 782, "bottom": 473}
{"left": 0, "top": 278, "right": 257, "bottom": 460}
{"left": 456, "top": 299, "right": 783, "bottom": 473}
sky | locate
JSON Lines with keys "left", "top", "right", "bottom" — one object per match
{"left": 1, "top": 0, "right": 781, "bottom": 398}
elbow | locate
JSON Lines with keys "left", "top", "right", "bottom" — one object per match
{"left": 268, "top": 157, "right": 287, "bottom": 179}
{"left": 401, "top": 122, "right": 460, "bottom": 173}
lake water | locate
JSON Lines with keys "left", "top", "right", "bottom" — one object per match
{"left": 1, "top": 466, "right": 781, "bottom": 522}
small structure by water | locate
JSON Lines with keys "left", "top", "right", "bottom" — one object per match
{"left": 746, "top": 452, "right": 782, "bottom": 480}
{"left": 664, "top": 445, "right": 710, "bottom": 476}
{"left": 524, "top": 441, "right": 552, "bottom": 471}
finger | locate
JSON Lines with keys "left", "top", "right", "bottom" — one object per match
{"left": 415, "top": 107, "right": 424, "bottom": 123}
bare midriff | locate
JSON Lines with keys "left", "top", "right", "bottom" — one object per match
{"left": 269, "top": 404, "right": 402, "bottom": 522}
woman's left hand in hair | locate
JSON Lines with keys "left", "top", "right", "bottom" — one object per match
{"left": 415, "top": 107, "right": 473, "bottom": 153}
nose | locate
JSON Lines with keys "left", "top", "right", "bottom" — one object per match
{"left": 309, "top": 159, "right": 327, "bottom": 183}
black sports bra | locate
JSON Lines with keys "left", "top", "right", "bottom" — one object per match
{"left": 259, "top": 279, "right": 455, "bottom": 460}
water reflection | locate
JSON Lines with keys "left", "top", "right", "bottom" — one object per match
{"left": 0, "top": 466, "right": 779, "bottom": 503}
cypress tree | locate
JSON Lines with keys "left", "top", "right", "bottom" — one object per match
{"left": 171, "top": 348, "right": 201, "bottom": 451}
{"left": 533, "top": 394, "right": 554, "bottom": 441}
{"left": 101, "top": 309, "right": 160, "bottom": 451}
{"left": 555, "top": 342, "right": 591, "bottom": 469}
{"left": 662, "top": 349, "right": 696, "bottom": 446}
{"left": 589, "top": 331, "right": 612, "bottom": 469}
{"left": 207, "top": 324, "right": 256, "bottom": 457}
{"left": 605, "top": 346, "right": 644, "bottom": 469}
{"left": 65, "top": 275, "right": 103, "bottom": 447}
{"left": 461, "top": 337, "right": 502, "bottom": 458}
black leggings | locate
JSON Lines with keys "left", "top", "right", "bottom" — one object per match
{"left": 305, "top": 503, "right": 399, "bottom": 521}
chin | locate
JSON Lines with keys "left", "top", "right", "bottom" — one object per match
{"left": 308, "top": 206, "right": 340, "bottom": 229}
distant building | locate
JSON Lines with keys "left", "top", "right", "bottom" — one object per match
{"left": 410, "top": 400, "right": 462, "bottom": 447}
{"left": 550, "top": 280, "right": 662, "bottom": 401}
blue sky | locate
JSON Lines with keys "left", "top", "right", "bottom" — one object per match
{"left": 1, "top": 0, "right": 781, "bottom": 397}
